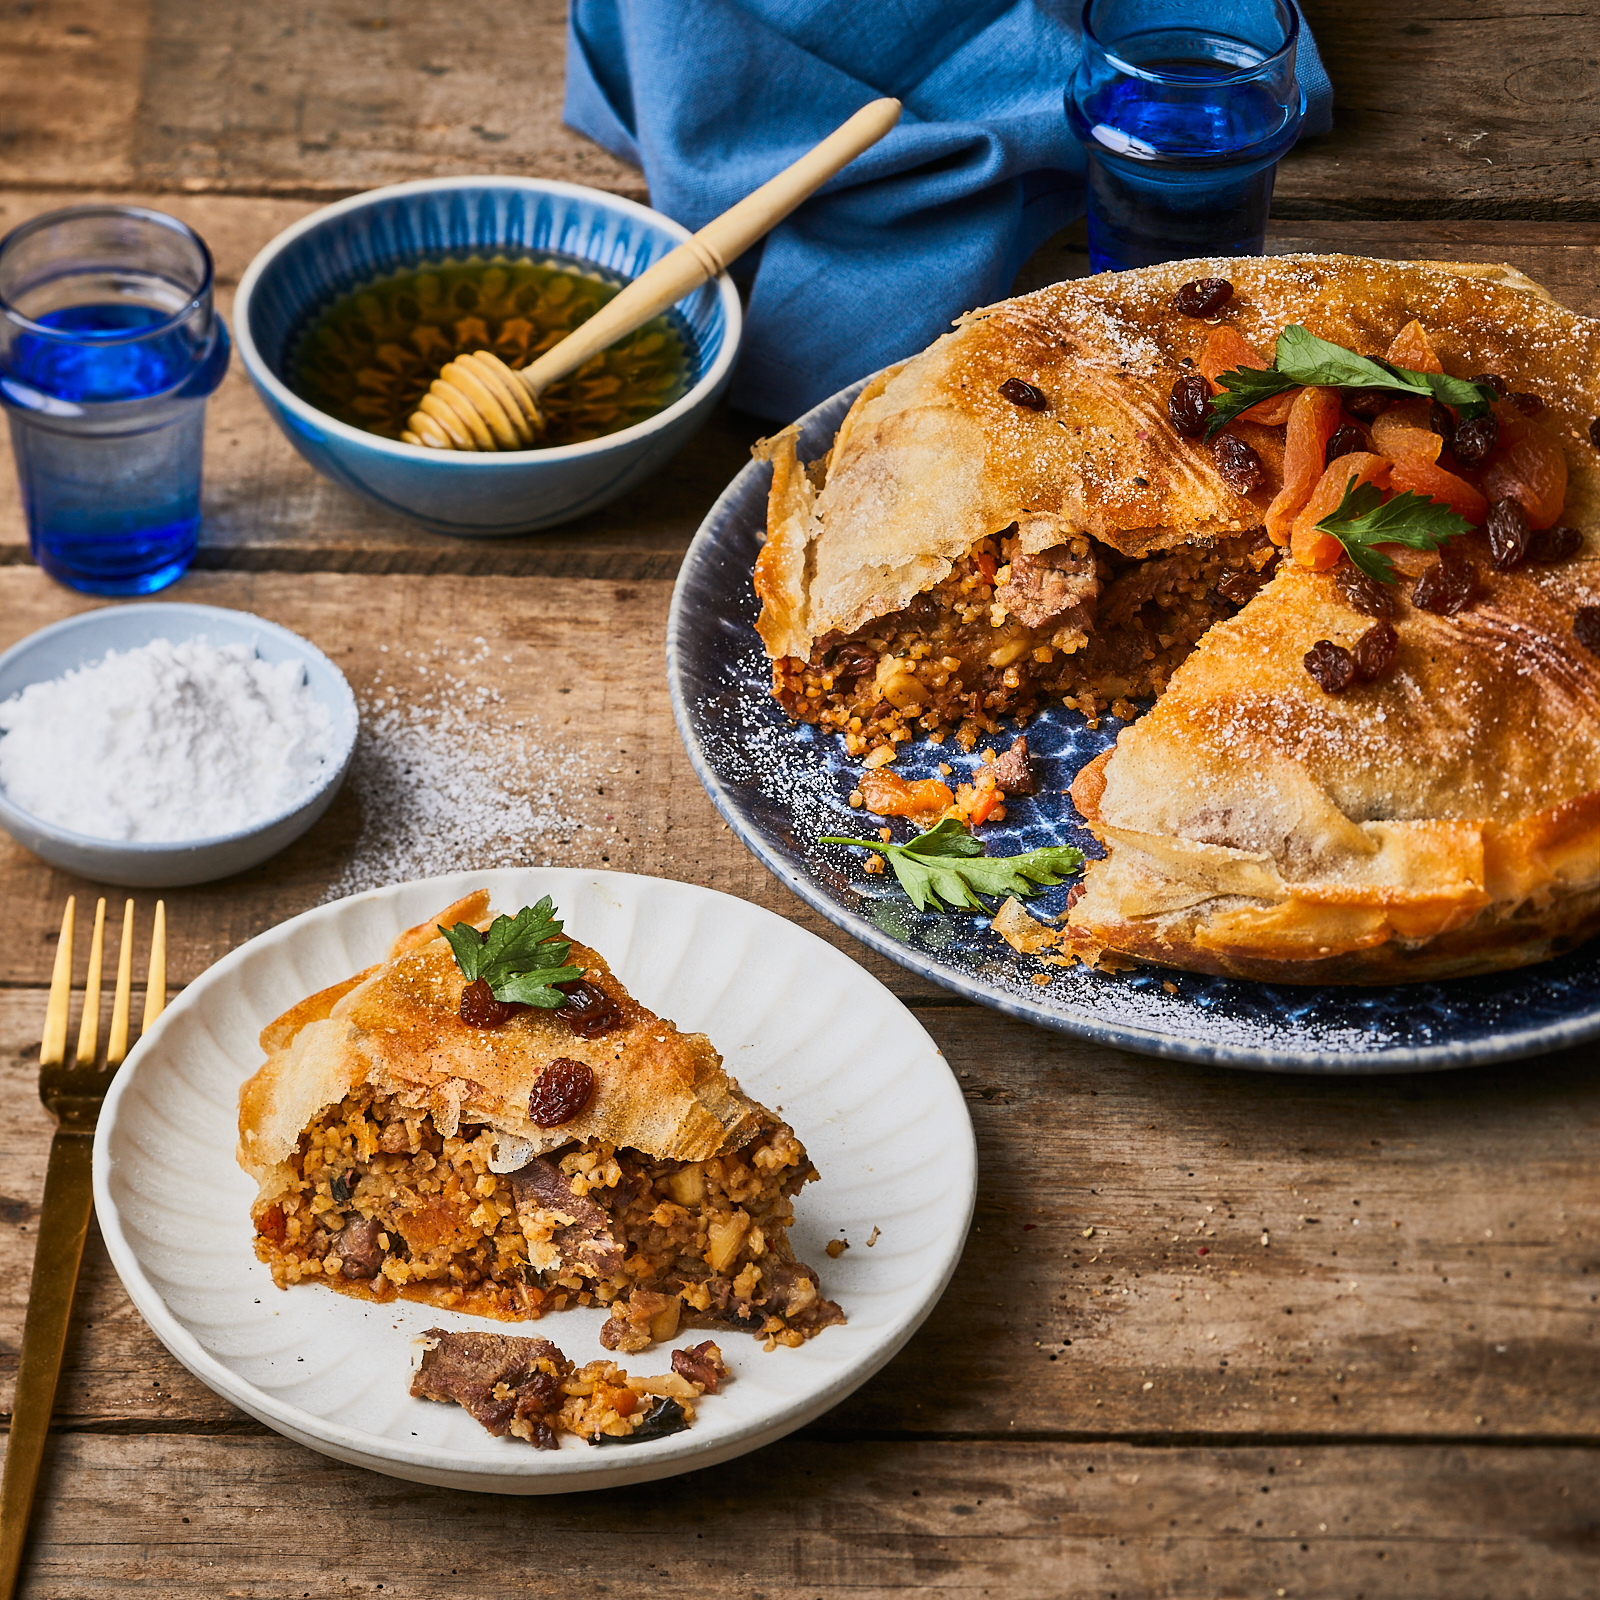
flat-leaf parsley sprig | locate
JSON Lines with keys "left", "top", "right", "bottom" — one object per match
{"left": 1204, "top": 325, "right": 1500, "bottom": 439}
{"left": 820, "top": 817, "right": 1084, "bottom": 913}
{"left": 440, "top": 897, "right": 584, "bottom": 1007}
{"left": 1312, "top": 479, "right": 1474, "bottom": 585}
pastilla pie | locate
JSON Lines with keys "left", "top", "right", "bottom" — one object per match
{"left": 753, "top": 254, "right": 1600, "bottom": 982}
{"left": 237, "top": 891, "right": 843, "bottom": 1350}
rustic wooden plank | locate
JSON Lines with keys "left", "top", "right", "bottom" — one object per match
{"left": 6, "top": 1434, "right": 1600, "bottom": 1598}
{"left": 7, "top": 991, "right": 1599, "bottom": 1439}
{"left": 0, "top": 0, "right": 640, "bottom": 202}
{"left": 7, "top": 0, "right": 1600, "bottom": 223}
{"left": 1279, "top": 0, "right": 1600, "bottom": 221}
{"left": 0, "top": 0, "right": 154, "bottom": 192}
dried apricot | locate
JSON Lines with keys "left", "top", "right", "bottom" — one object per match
{"left": 1291, "top": 452, "right": 1392, "bottom": 569}
{"left": 1386, "top": 456, "right": 1488, "bottom": 525}
{"left": 860, "top": 768, "right": 955, "bottom": 818}
{"left": 1480, "top": 401, "right": 1568, "bottom": 529}
{"left": 1384, "top": 320, "right": 1444, "bottom": 374}
{"left": 1197, "top": 327, "right": 1298, "bottom": 424}
{"left": 1265, "top": 386, "right": 1344, "bottom": 545}
{"left": 1372, "top": 395, "right": 1444, "bottom": 465}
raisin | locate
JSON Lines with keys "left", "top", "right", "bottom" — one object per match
{"left": 1217, "top": 568, "right": 1266, "bottom": 604}
{"left": 1325, "top": 423, "right": 1368, "bottom": 468}
{"left": 1212, "top": 433, "right": 1264, "bottom": 494}
{"left": 1345, "top": 388, "right": 1390, "bottom": 419}
{"left": 1510, "top": 391, "right": 1544, "bottom": 416}
{"left": 1529, "top": 526, "right": 1583, "bottom": 564}
{"left": 1590, "top": 418, "right": 1600, "bottom": 451}
{"left": 1577, "top": 607, "right": 1600, "bottom": 655}
{"left": 527, "top": 1058, "right": 596, "bottom": 1126}
{"left": 1487, "top": 496, "right": 1532, "bottom": 570}
{"left": 1335, "top": 565, "right": 1393, "bottom": 618}
{"left": 1304, "top": 639, "right": 1357, "bottom": 694}
{"left": 460, "top": 977, "right": 516, "bottom": 1029}
{"left": 830, "top": 642, "right": 877, "bottom": 681}
{"left": 556, "top": 978, "right": 624, "bottom": 1039}
{"left": 1428, "top": 400, "right": 1456, "bottom": 452}
{"left": 1172, "top": 277, "right": 1234, "bottom": 317}
{"left": 1471, "top": 372, "right": 1509, "bottom": 398}
{"left": 1412, "top": 547, "right": 1477, "bottom": 615}
{"left": 1353, "top": 621, "right": 1399, "bottom": 682}
{"left": 1167, "top": 372, "right": 1211, "bottom": 437}
{"left": 330, "top": 1169, "right": 354, "bottom": 1204}
{"left": 999, "top": 378, "right": 1048, "bottom": 411}
{"left": 1450, "top": 411, "right": 1498, "bottom": 468}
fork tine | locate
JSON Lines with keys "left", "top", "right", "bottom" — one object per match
{"left": 74, "top": 898, "right": 107, "bottom": 1066}
{"left": 40, "top": 897, "right": 74, "bottom": 1069}
{"left": 107, "top": 899, "right": 135, "bottom": 1067}
{"left": 140, "top": 900, "right": 167, "bottom": 1035}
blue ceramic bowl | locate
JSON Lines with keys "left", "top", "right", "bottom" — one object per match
{"left": 0, "top": 603, "right": 357, "bottom": 887}
{"left": 233, "top": 178, "right": 742, "bottom": 537}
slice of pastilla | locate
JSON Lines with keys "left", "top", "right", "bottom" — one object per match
{"left": 1063, "top": 544, "right": 1600, "bottom": 983}
{"left": 237, "top": 890, "right": 843, "bottom": 1351}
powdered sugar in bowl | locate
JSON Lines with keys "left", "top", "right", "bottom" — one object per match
{"left": 0, "top": 603, "right": 357, "bottom": 886}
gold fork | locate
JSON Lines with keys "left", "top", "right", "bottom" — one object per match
{"left": 0, "top": 897, "right": 166, "bottom": 1600}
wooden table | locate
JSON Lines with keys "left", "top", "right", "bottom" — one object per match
{"left": 4, "top": 3, "right": 1600, "bottom": 1593}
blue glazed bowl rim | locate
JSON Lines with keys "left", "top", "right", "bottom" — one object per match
{"left": 233, "top": 176, "right": 743, "bottom": 469}
{"left": 0, "top": 602, "right": 359, "bottom": 854}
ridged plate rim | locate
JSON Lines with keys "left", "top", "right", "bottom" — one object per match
{"left": 91, "top": 868, "right": 975, "bottom": 1494}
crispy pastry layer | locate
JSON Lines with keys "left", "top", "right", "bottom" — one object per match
{"left": 1065, "top": 546, "right": 1600, "bottom": 982}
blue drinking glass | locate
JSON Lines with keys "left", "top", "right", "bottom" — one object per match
{"left": 1067, "top": 0, "right": 1304, "bottom": 273}
{"left": 0, "top": 206, "right": 230, "bottom": 595}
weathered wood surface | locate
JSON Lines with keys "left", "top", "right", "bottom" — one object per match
{"left": 5, "top": 994, "right": 1600, "bottom": 1441}
{"left": 6, "top": 0, "right": 1600, "bottom": 221}
{"left": 6, "top": 3, "right": 1600, "bottom": 1594}
{"left": 8, "top": 1435, "right": 1600, "bottom": 1599}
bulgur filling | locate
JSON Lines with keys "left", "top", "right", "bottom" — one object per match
{"left": 774, "top": 523, "right": 1278, "bottom": 757}
{"left": 252, "top": 1089, "right": 843, "bottom": 1351}
{"left": 411, "top": 1327, "right": 731, "bottom": 1449}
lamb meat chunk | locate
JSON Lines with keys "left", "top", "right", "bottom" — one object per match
{"left": 511, "top": 1156, "right": 625, "bottom": 1277}
{"left": 333, "top": 1215, "right": 385, "bottom": 1279}
{"left": 990, "top": 735, "right": 1036, "bottom": 796}
{"left": 995, "top": 543, "right": 1101, "bottom": 631}
{"left": 411, "top": 1328, "right": 567, "bottom": 1445}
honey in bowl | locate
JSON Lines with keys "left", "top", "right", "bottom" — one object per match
{"left": 286, "top": 253, "right": 693, "bottom": 448}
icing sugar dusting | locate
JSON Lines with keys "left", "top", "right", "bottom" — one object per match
{"left": 327, "top": 639, "right": 596, "bottom": 901}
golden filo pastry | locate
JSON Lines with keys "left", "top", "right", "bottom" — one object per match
{"left": 752, "top": 254, "right": 1600, "bottom": 981}
{"left": 238, "top": 891, "right": 843, "bottom": 1351}
{"left": 1064, "top": 543, "right": 1600, "bottom": 982}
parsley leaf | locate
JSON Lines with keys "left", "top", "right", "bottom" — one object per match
{"left": 439, "top": 897, "right": 584, "bottom": 1008}
{"left": 1312, "top": 478, "right": 1474, "bottom": 584}
{"left": 820, "top": 817, "right": 1084, "bottom": 913}
{"left": 1204, "top": 325, "right": 1500, "bottom": 439}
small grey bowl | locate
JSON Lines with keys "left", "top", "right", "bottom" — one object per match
{"left": 0, "top": 603, "right": 358, "bottom": 887}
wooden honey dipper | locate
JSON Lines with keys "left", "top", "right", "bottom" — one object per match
{"left": 402, "top": 97, "right": 902, "bottom": 451}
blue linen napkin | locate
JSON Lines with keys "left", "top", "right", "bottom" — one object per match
{"left": 565, "top": 1, "right": 1333, "bottom": 421}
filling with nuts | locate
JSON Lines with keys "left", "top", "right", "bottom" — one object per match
{"left": 411, "top": 1327, "right": 730, "bottom": 1449}
{"left": 775, "top": 523, "right": 1279, "bottom": 758}
{"left": 250, "top": 1090, "right": 843, "bottom": 1352}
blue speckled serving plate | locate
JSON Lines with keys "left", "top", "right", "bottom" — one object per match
{"left": 666, "top": 379, "right": 1600, "bottom": 1072}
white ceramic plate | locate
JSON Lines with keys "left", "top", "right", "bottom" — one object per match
{"left": 92, "top": 868, "right": 974, "bottom": 1494}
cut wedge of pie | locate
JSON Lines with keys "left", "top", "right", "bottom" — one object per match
{"left": 754, "top": 254, "right": 1600, "bottom": 981}
{"left": 237, "top": 890, "right": 843, "bottom": 1349}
